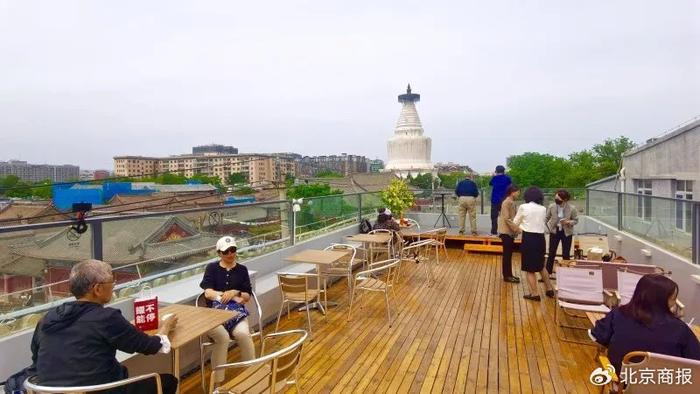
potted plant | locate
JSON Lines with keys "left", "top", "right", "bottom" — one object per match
{"left": 381, "top": 179, "right": 415, "bottom": 224}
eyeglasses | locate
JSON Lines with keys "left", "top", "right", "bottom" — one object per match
{"left": 221, "top": 248, "right": 237, "bottom": 255}
{"left": 97, "top": 279, "right": 116, "bottom": 286}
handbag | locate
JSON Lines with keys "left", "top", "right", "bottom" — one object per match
{"left": 211, "top": 300, "right": 249, "bottom": 332}
{"left": 133, "top": 285, "right": 159, "bottom": 331}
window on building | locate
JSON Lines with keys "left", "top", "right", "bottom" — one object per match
{"left": 636, "top": 180, "right": 652, "bottom": 221}
{"left": 675, "top": 180, "right": 693, "bottom": 232}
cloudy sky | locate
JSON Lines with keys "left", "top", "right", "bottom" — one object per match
{"left": 1, "top": 1, "right": 698, "bottom": 172}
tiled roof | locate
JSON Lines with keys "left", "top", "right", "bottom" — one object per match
{"left": 10, "top": 216, "right": 220, "bottom": 265}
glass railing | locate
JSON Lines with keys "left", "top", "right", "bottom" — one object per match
{"left": 587, "top": 190, "right": 694, "bottom": 260}
{"left": 0, "top": 199, "right": 293, "bottom": 337}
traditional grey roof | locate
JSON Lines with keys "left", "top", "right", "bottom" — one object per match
{"left": 10, "top": 216, "right": 219, "bottom": 266}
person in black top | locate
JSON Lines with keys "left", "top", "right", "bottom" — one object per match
{"left": 373, "top": 207, "right": 400, "bottom": 232}
{"left": 591, "top": 274, "right": 700, "bottom": 378}
{"left": 199, "top": 236, "right": 256, "bottom": 384}
{"left": 30, "top": 259, "right": 179, "bottom": 394}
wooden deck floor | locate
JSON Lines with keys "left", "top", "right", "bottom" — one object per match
{"left": 182, "top": 250, "right": 600, "bottom": 393}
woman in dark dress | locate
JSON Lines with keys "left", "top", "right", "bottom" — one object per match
{"left": 591, "top": 274, "right": 700, "bottom": 376}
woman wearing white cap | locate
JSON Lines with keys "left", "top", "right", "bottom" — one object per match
{"left": 199, "top": 236, "right": 256, "bottom": 383}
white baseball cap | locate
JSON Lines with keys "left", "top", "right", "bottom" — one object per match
{"left": 216, "top": 236, "right": 238, "bottom": 252}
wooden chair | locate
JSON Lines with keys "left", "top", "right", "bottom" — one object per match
{"left": 209, "top": 329, "right": 308, "bottom": 394}
{"left": 196, "top": 291, "right": 265, "bottom": 393}
{"left": 555, "top": 266, "right": 610, "bottom": 345}
{"left": 25, "top": 373, "right": 163, "bottom": 394}
{"left": 597, "top": 351, "right": 700, "bottom": 393}
{"left": 348, "top": 259, "right": 401, "bottom": 327}
{"left": 275, "top": 273, "right": 321, "bottom": 339}
{"left": 321, "top": 244, "right": 357, "bottom": 306}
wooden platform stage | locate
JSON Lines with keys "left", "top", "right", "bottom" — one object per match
{"left": 180, "top": 250, "right": 601, "bottom": 393}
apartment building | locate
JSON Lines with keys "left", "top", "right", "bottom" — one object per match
{"left": 0, "top": 160, "right": 79, "bottom": 183}
{"left": 298, "top": 153, "right": 369, "bottom": 177}
{"left": 114, "top": 154, "right": 296, "bottom": 185}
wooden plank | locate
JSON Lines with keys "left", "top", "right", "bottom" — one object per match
{"left": 180, "top": 249, "right": 606, "bottom": 394}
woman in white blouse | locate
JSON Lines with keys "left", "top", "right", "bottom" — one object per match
{"left": 513, "top": 187, "right": 555, "bottom": 301}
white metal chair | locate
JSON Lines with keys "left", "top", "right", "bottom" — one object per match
{"left": 24, "top": 373, "right": 163, "bottom": 394}
{"left": 399, "top": 239, "right": 436, "bottom": 286}
{"left": 368, "top": 229, "right": 393, "bottom": 263}
{"left": 555, "top": 266, "right": 610, "bottom": 345}
{"left": 321, "top": 244, "right": 357, "bottom": 306}
{"left": 347, "top": 259, "right": 401, "bottom": 327}
{"left": 275, "top": 272, "right": 321, "bottom": 339}
{"left": 209, "top": 329, "right": 308, "bottom": 394}
{"left": 196, "top": 291, "right": 264, "bottom": 393}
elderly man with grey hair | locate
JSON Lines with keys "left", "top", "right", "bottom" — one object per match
{"left": 29, "top": 260, "right": 179, "bottom": 393}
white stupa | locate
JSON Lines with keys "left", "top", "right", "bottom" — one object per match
{"left": 385, "top": 84, "right": 434, "bottom": 178}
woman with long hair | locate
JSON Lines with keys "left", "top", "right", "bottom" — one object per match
{"left": 591, "top": 274, "right": 700, "bottom": 374}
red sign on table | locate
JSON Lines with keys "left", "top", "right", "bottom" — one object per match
{"left": 133, "top": 295, "right": 159, "bottom": 331}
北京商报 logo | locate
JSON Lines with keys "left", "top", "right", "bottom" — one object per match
{"left": 590, "top": 365, "right": 616, "bottom": 386}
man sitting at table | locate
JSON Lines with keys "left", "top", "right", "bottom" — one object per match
{"left": 373, "top": 207, "right": 400, "bottom": 232}
{"left": 200, "top": 236, "right": 256, "bottom": 384}
{"left": 29, "top": 259, "right": 179, "bottom": 394}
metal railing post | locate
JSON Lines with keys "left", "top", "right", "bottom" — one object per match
{"left": 617, "top": 193, "right": 623, "bottom": 230}
{"left": 480, "top": 189, "right": 484, "bottom": 215}
{"left": 91, "top": 220, "right": 103, "bottom": 260}
{"left": 692, "top": 202, "right": 699, "bottom": 265}
{"left": 288, "top": 201, "right": 296, "bottom": 246}
{"left": 357, "top": 193, "right": 363, "bottom": 222}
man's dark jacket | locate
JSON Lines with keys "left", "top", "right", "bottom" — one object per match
{"left": 31, "top": 301, "right": 162, "bottom": 387}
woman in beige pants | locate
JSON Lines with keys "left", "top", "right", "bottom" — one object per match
{"left": 200, "top": 236, "right": 256, "bottom": 383}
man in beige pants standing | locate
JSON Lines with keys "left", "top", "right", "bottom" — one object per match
{"left": 455, "top": 173, "right": 480, "bottom": 235}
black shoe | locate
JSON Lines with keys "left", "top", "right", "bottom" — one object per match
{"left": 523, "top": 294, "right": 541, "bottom": 301}
{"left": 504, "top": 276, "right": 520, "bottom": 283}
{"left": 545, "top": 290, "right": 555, "bottom": 298}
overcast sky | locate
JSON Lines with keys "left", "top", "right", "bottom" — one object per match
{"left": 1, "top": 1, "right": 698, "bottom": 172}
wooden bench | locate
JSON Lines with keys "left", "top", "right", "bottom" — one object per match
{"left": 462, "top": 236, "right": 522, "bottom": 254}
{"left": 462, "top": 236, "right": 583, "bottom": 255}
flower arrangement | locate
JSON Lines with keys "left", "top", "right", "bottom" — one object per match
{"left": 381, "top": 179, "right": 415, "bottom": 219}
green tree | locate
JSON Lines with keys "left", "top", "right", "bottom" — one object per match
{"left": 284, "top": 174, "right": 296, "bottom": 188}
{"left": 591, "top": 136, "right": 636, "bottom": 179}
{"left": 507, "top": 152, "right": 570, "bottom": 188}
{"left": 287, "top": 183, "right": 343, "bottom": 199}
{"left": 381, "top": 179, "right": 415, "bottom": 217}
{"left": 315, "top": 170, "right": 343, "bottom": 178}
{"left": 564, "top": 150, "right": 597, "bottom": 187}
{"left": 408, "top": 173, "right": 433, "bottom": 190}
{"left": 227, "top": 172, "right": 247, "bottom": 185}
{"left": 437, "top": 172, "right": 465, "bottom": 189}
{"left": 32, "top": 179, "right": 53, "bottom": 199}
{"left": 232, "top": 186, "right": 255, "bottom": 195}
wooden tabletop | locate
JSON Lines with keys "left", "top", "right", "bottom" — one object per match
{"left": 347, "top": 233, "right": 392, "bottom": 244}
{"left": 141, "top": 304, "right": 236, "bottom": 349}
{"left": 586, "top": 311, "right": 700, "bottom": 340}
{"left": 284, "top": 249, "right": 350, "bottom": 266}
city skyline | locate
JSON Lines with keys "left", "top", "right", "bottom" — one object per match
{"left": 1, "top": 1, "right": 698, "bottom": 171}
